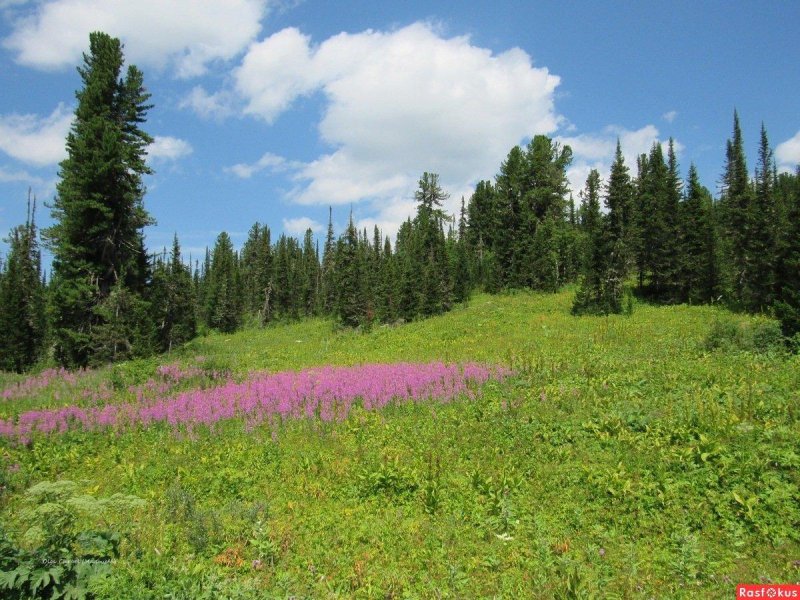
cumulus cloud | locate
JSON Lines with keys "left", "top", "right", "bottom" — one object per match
{"left": 3, "top": 0, "right": 269, "bottom": 77}
{"left": 663, "top": 110, "right": 678, "bottom": 123}
{"left": 147, "top": 136, "right": 193, "bottom": 162}
{"left": 227, "top": 21, "right": 561, "bottom": 238}
{"left": 558, "top": 125, "right": 683, "bottom": 195}
{"left": 0, "top": 165, "right": 46, "bottom": 186}
{"left": 0, "top": 104, "right": 72, "bottom": 166}
{"left": 282, "top": 216, "right": 322, "bottom": 235}
{"left": 226, "top": 152, "right": 300, "bottom": 179}
{"left": 180, "top": 86, "right": 237, "bottom": 120}
{"left": 775, "top": 130, "right": 800, "bottom": 173}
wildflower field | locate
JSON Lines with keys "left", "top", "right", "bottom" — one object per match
{"left": 1, "top": 290, "right": 798, "bottom": 598}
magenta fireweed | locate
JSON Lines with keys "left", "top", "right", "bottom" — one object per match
{"left": 0, "top": 362, "right": 511, "bottom": 443}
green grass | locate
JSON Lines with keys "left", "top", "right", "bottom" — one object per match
{"left": 1, "top": 290, "right": 798, "bottom": 598}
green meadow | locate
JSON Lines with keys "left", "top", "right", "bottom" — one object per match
{"left": 1, "top": 290, "right": 798, "bottom": 598}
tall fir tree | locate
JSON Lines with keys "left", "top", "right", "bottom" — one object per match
{"left": 414, "top": 172, "right": 453, "bottom": 316}
{"left": 320, "top": 207, "right": 337, "bottom": 314}
{"left": 747, "top": 123, "right": 777, "bottom": 311}
{"left": 572, "top": 170, "right": 620, "bottom": 315}
{"left": 46, "top": 32, "right": 154, "bottom": 367}
{"left": 0, "top": 196, "right": 47, "bottom": 372}
{"left": 679, "top": 165, "right": 720, "bottom": 304}
{"left": 204, "top": 232, "right": 242, "bottom": 332}
{"left": 335, "top": 214, "right": 367, "bottom": 328}
{"left": 720, "top": 110, "right": 753, "bottom": 307}
{"left": 150, "top": 234, "right": 197, "bottom": 352}
{"left": 605, "top": 140, "right": 634, "bottom": 281}
{"left": 773, "top": 167, "right": 800, "bottom": 338}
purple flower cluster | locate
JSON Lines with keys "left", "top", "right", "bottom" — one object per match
{"left": 0, "top": 362, "right": 511, "bottom": 443}
{"left": 1, "top": 367, "right": 89, "bottom": 401}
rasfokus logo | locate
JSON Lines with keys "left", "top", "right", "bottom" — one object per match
{"left": 737, "top": 585, "right": 800, "bottom": 598}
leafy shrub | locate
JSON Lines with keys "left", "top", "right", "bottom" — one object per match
{"left": 704, "top": 318, "right": 785, "bottom": 353}
{"left": 0, "top": 480, "right": 145, "bottom": 599}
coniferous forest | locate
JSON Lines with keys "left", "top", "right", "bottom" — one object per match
{"left": 1, "top": 33, "right": 798, "bottom": 372}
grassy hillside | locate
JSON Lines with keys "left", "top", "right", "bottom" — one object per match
{"left": 1, "top": 290, "right": 798, "bottom": 598}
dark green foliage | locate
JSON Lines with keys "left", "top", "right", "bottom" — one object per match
{"left": 46, "top": 32, "right": 154, "bottom": 367}
{"left": 634, "top": 142, "right": 679, "bottom": 300}
{"left": 572, "top": 170, "right": 621, "bottom": 315}
{"left": 414, "top": 172, "right": 453, "bottom": 316}
{"left": 450, "top": 198, "right": 472, "bottom": 304}
{"left": 90, "top": 280, "right": 153, "bottom": 363}
{"left": 239, "top": 223, "right": 272, "bottom": 318}
{"left": 0, "top": 198, "right": 46, "bottom": 372}
{"left": 466, "top": 136, "right": 577, "bottom": 293}
{"left": 150, "top": 235, "right": 197, "bottom": 353}
{"left": 204, "top": 232, "right": 242, "bottom": 333}
{"left": 679, "top": 165, "right": 721, "bottom": 304}
{"left": 747, "top": 124, "right": 777, "bottom": 311}
{"left": 300, "top": 229, "right": 319, "bottom": 317}
{"left": 320, "top": 208, "right": 337, "bottom": 315}
{"left": 719, "top": 111, "right": 754, "bottom": 308}
{"left": 773, "top": 168, "right": 800, "bottom": 338}
{"left": 334, "top": 215, "right": 368, "bottom": 328}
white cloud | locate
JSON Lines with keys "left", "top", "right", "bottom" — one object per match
{"left": 558, "top": 125, "right": 683, "bottom": 195}
{"left": 282, "top": 216, "right": 322, "bottom": 235}
{"left": 180, "top": 86, "right": 237, "bottom": 120}
{"left": 0, "top": 165, "right": 46, "bottom": 186}
{"left": 3, "top": 0, "right": 270, "bottom": 77}
{"left": 147, "top": 136, "right": 193, "bottom": 162}
{"left": 0, "top": 104, "right": 72, "bottom": 166}
{"left": 663, "top": 110, "right": 678, "bottom": 123}
{"left": 775, "top": 130, "right": 800, "bottom": 173}
{"left": 228, "top": 22, "right": 561, "bottom": 234}
{"left": 226, "top": 152, "right": 299, "bottom": 178}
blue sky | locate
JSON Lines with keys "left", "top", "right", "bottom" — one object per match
{"left": 1, "top": 0, "right": 799, "bottom": 267}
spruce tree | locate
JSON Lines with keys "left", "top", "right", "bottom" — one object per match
{"left": 748, "top": 124, "right": 777, "bottom": 311}
{"left": 774, "top": 167, "right": 800, "bottom": 338}
{"left": 320, "top": 208, "right": 337, "bottom": 314}
{"left": 0, "top": 198, "right": 46, "bottom": 372}
{"left": 679, "top": 165, "right": 720, "bottom": 304}
{"left": 151, "top": 234, "right": 196, "bottom": 352}
{"left": 573, "top": 170, "right": 620, "bottom": 314}
{"left": 720, "top": 110, "right": 752, "bottom": 307}
{"left": 300, "top": 228, "right": 319, "bottom": 317}
{"left": 205, "top": 232, "right": 242, "bottom": 332}
{"left": 335, "top": 214, "right": 367, "bottom": 328}
{"left": 414, "top": 172, "right": 452, "bottom": 315}
{"left": 605, "top": 141, "right": 634, "bottom": 282}
{"left": 46, "top": 32, "right": 154, "bottom": 367}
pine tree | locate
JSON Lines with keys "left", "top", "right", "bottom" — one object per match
{"left": 466, "top": 180, "right": 497, "bottom": 288}
{"left": 773, "top": 167, "right": 800, "bottom": 338}
{"left": 0, "top": 196, "right": 47, "bottom": 372}
{"left": 679, "top": 165, "right": 720, "bottom": 304}
{"left": 635, "top": 143, "right": 672, "bottom": 299}
{"left": 605, "top": 141, "right": 634, "bottom": 282}
{"left": 720, "top": 110, "right": 753, "bottom": 307}
{"left": 572, "top": 170, "right": 620, "bottom": 315}
{"left": 320, "top": 208, "right": 337, "bottom": 314}
{"left": 663, "top": 140, "right": 683, "bottom": 297}
{"left": 451, "top": 197, "right": 471, "bottom": 303}
{"left": 300, "top": 228, "right": 319, "bottom": 317}
{"left": 151, "top": 234, "right": 196, "bottom": 352}
{"left": 205, "top": 232, "right": 241, "bottom": 332}
{"left": 46, "top": 32, "right": 154, "bottom": 367}
{"left": 335, "top": 214, "right": 367, "bottom": 328}
{"left": 414, "top": 172, "right": 452, "bottom": 315}
{"left": 748, "top": 124, "right": 777, "bottom": 311}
